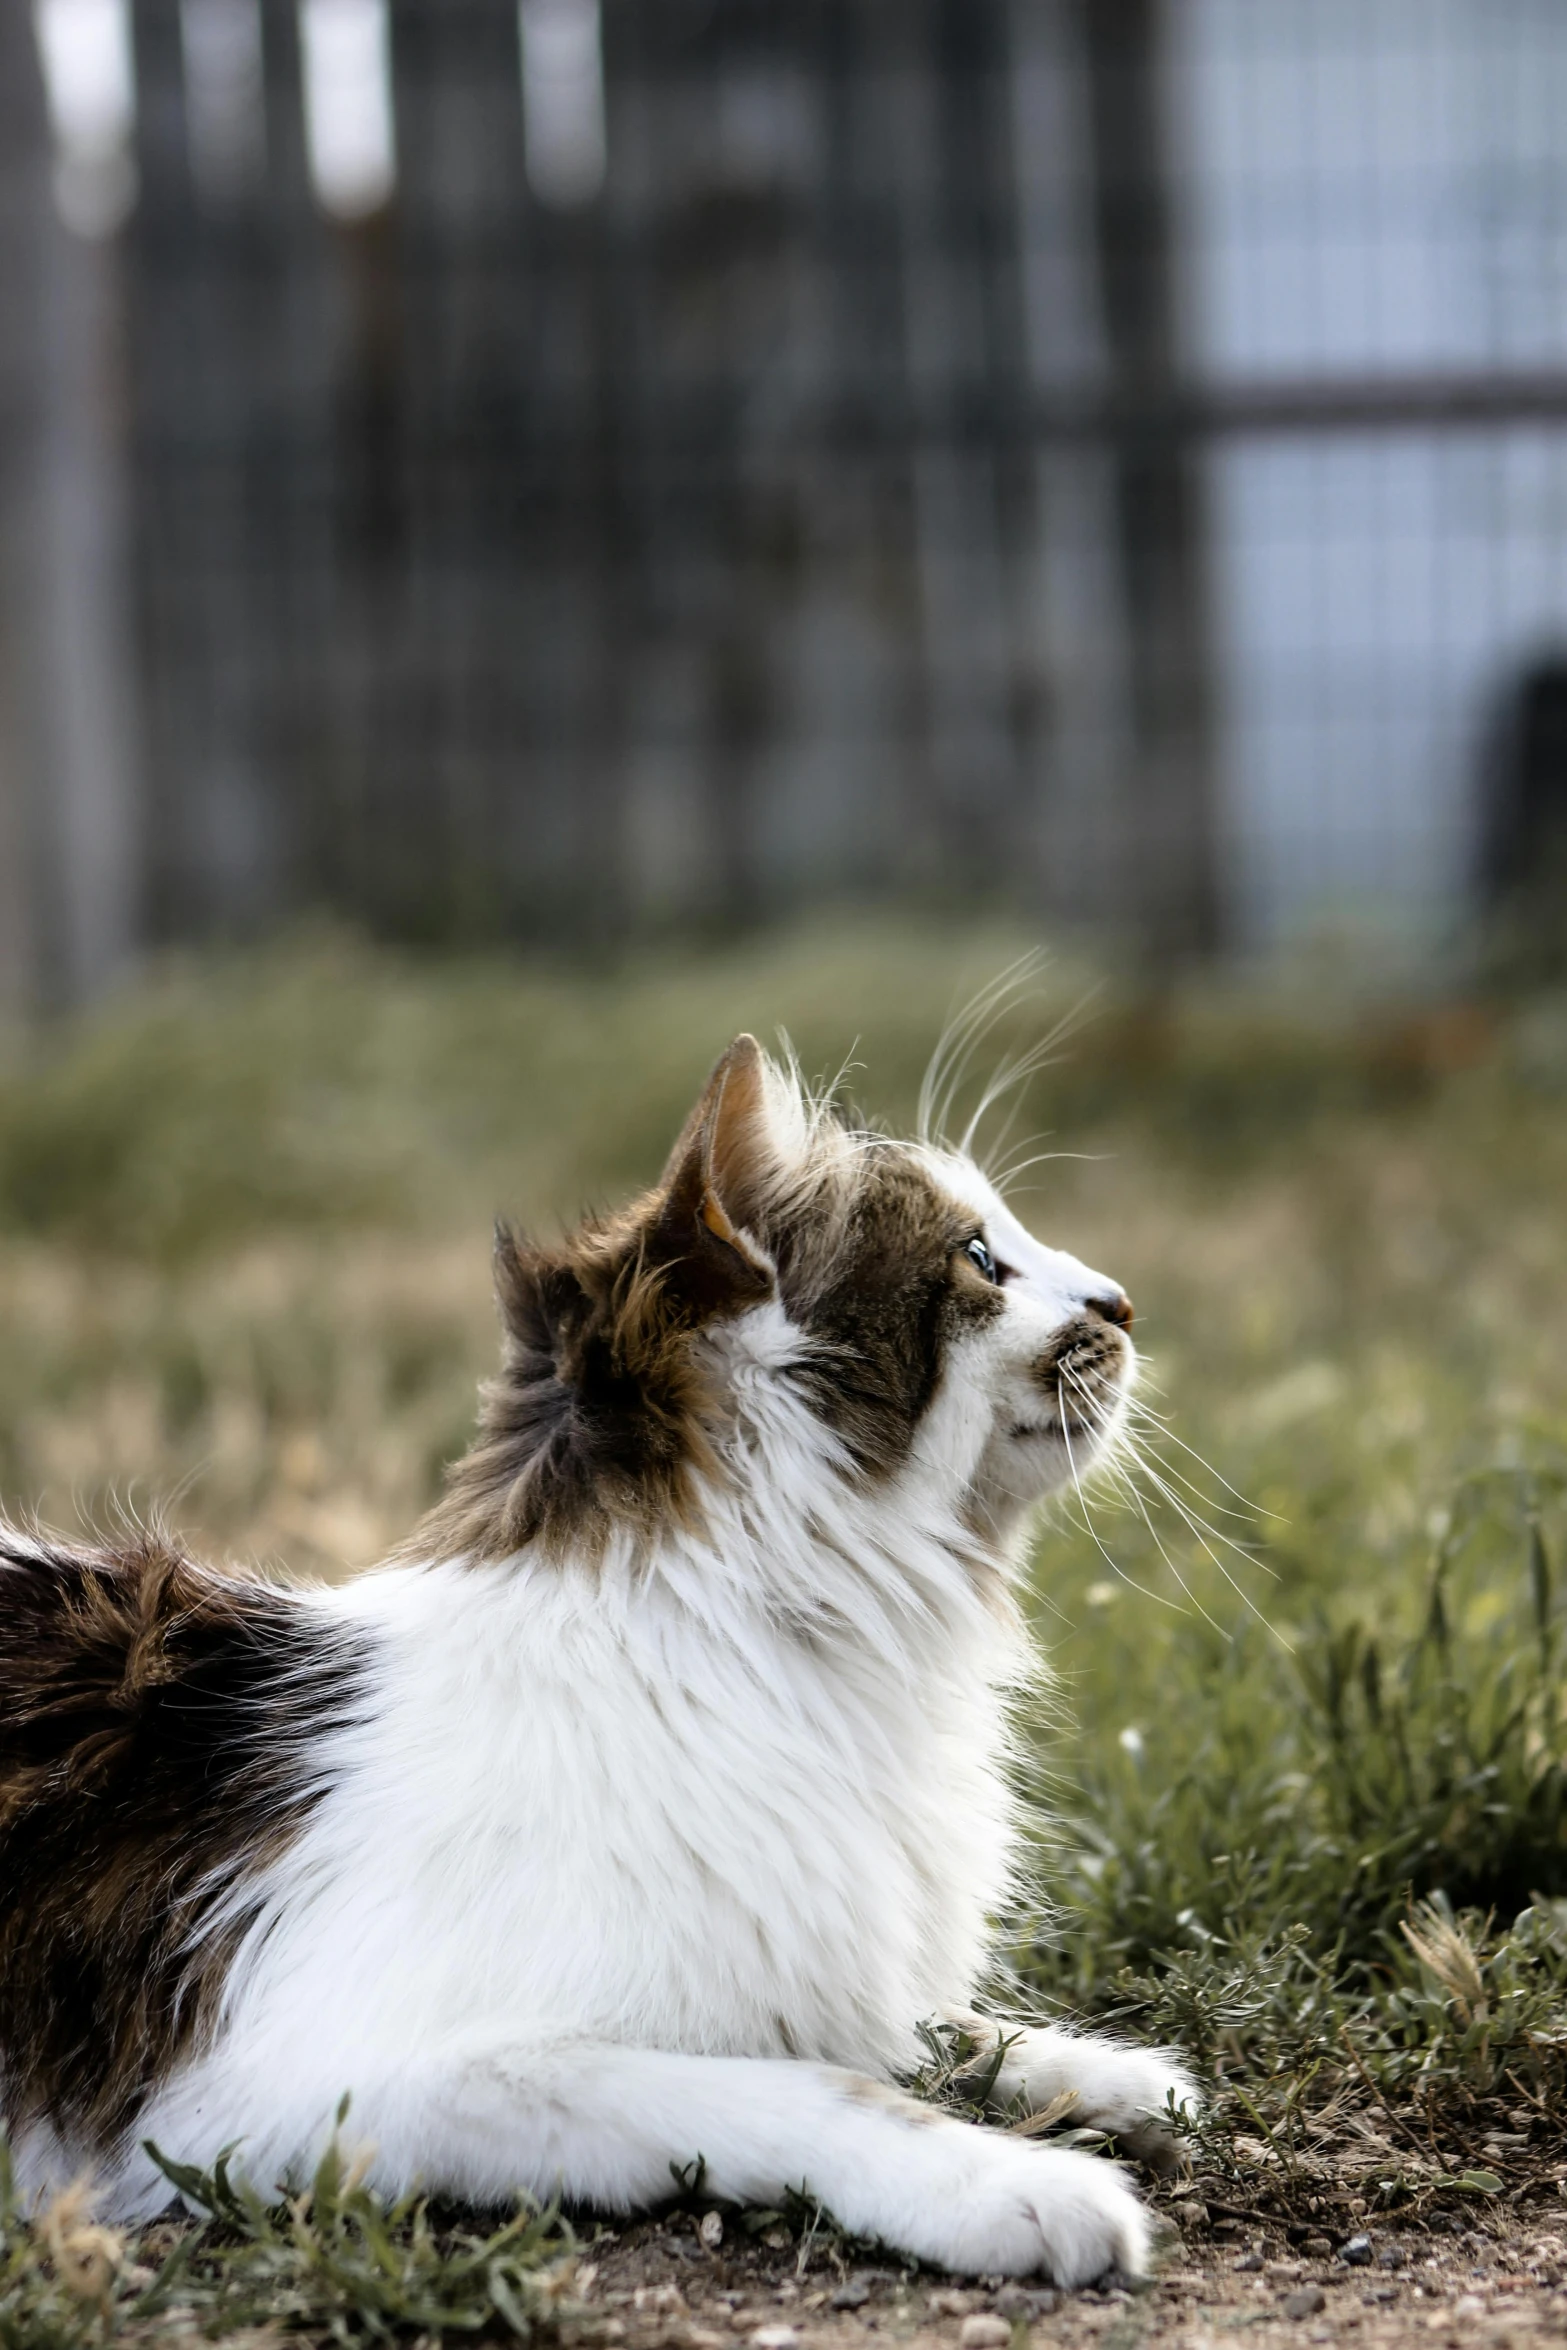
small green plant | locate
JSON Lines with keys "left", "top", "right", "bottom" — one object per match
{"left": 0, "top": 2115, "right": 581, "bottom": 2350}
{"left": 0, "top": 2155, "right": 132, "bottom": 2350}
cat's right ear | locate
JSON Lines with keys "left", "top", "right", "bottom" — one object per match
{"left": 648, "top": 1036, "right": 777, "bottom": 1318}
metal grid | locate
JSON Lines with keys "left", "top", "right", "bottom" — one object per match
{"left": 8, "top": 0, "right": 1567, "bottom": 986}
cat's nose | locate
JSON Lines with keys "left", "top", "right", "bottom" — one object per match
{"left": 1088, "top": 1288, "right": 1134, "bottom": 1331}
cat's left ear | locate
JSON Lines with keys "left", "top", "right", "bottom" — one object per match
{"left": 649, "top": 1035, "right": 777, "bottom": 1317}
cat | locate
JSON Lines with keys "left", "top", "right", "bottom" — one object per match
{"left": 0, "top": 1034, "right": 1195, "bottom": 2282}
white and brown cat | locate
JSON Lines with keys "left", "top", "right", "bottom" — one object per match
{"left": 0, "top": 1037, "right": 1194, "bottom": 2281}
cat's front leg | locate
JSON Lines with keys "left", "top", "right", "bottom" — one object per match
{"left": 940, "top": 2007, "right": 1199, "bottom": 2173}
{"left": 239, "top": 2042, "right": 1151, "bottom": 2286}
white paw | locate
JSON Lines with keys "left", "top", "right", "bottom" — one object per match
{"left": 1007, "top": 2031, "right": 1200, "bottom": 2173}
{"left": 925, "top": 2136, "right": 1151, "bottom": 2284}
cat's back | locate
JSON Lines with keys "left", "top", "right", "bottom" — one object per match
{"left": 0, "top": 1525, "right": 367, "bottom": 2160}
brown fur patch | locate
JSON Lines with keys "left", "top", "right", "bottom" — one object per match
{"left": 773, "top": 1148, "right": 1004, "bottom": 1478}
{"left": 413, "top": 1209, "right": 757, "bottom": 1563}
{"left": 0, "top": 1526, "right": 366, "bottom": 2157}
{"left": 417, "top": 1040, "right": 778, "bottom": 1565}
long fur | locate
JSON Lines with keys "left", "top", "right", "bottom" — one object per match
{"left": 0, "top": 1037, "right": 1194, "bottom": 2284}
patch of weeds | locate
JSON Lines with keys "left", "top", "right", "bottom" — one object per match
{"left": 1027, "top": 1465, "right": 1567, "bottom": 1991}
{"left": 1008, "top": 1467, "right": 1567, "bottom": 2227}
{"left": 0, "top": 2118, "right": 581, "bottom": 2348}
{"left": 0, "top": 2163, "right": 136, "bottom": 2350}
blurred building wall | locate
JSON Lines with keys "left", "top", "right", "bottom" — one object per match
{"left": 2, "top": 0, "right": 142, "bottom": 1010}
{"left": 6, "top": 0, "right": 1567, "bottom": 995}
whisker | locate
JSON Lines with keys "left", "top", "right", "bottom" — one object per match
{"left": 1117, "top": 1437, "right": 1292, "bottom": 1645}
{"left": 1065, "top": 1368, "right": 1283, "bottom": 1638}
{"left": 919, "top": 959, "right": 1104, "bottom": 1167}
{"left": 1120, "top": 1406, "right": 1262, "bottom": 1527}
{"left": 988, "top": 1147, "right": 1108, "bottom": 1195}
{"left": 1119, "top": 1429, "right": 1266, "bottom": 1575}
{"left": 957, "top": 998, "right": 1100, "bottom": 1161}
{"left": 1122, "top": 1424, "right": 1278, "bottom": 1573}
{"left": 1125, "top": 1398, "right": 1285, "bottom": 1522}
{"left": 919, "top": 956, "right": 1048, "bottom": 1146}
{"left": 1057, "top": 1372, "right": 1225, "bottom": 1634}
{"left": 1092, "top": 1448, "right": 1232, "bottom": 1633}
{"left": 1052, "top": 1385, "right": 1193, "bottom": 1621}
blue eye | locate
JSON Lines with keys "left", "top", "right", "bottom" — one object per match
{"left": 965, "top": 1235, "right": 1000, "bottom": 1283}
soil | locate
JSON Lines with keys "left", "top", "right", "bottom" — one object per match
{"left": 571, "top": 2181, "right": 1567, "bottom": 2350}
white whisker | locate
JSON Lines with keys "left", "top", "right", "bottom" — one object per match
{"left": 1052, "top": 1383, "right": 1193, "bottom": 1622}
{"left": 1124, "top": 1398, "right": 1285, "bottom": 1522}
{"left": 1056, "top": 1371, "right": 1224, "bottom": 1634}
{"left": 1120, "top": 1407, "right": 1263, "bottom": 1529}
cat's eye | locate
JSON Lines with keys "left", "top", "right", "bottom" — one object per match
{"left": 964, "top": 1235, "right": 1000, "bottom": 1284}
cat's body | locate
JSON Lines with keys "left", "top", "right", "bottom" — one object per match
{"left": 0, "top": 1038, "right": 1194, "bottom": 2282}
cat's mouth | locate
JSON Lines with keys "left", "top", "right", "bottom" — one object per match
{"left": 1007, "top": 1414, "right": 1097, "bottom": 1444}
{"left": 1028, "top": 1318, "right": 1131, "bottom": 1435}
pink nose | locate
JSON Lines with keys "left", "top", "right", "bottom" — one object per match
{"left": 1090, "top": 1289, "right": 1134, "bottom": 1331}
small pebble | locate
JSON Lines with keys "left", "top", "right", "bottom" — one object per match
{"left": 928, "top": 2290, "right": 973, "bottom": 2318}
{"left": 761, "top": 2228, "right": 790, "bottom": 2252}
{"left": 749, "top": 2329, "right": 800, "bottom": 2350}
{"left": 1453, "top": 2296, "right": 1487, "bottom": 2320}
{"left": 699, "top": 2211, "right": 724, "bottom": 2251}
{"left": 1174, "top": 2201, "right": 1210, "bottom": 2233}
{"left": 1304, "top": 2237, "right": 1333, "bottom": 2258}
{"left": 830, "top": 2281, "right": 870, "bottom": 2311}
{"left": 1377, "top": 2245, "right": 1407, "bottom": 2271}
{"left": 959, "top": 2318, "right": 1010, "bottom": 2350}
{"left": 1339, "top": 2234, "right": 1373, "bottom": 2267}
{"left": 1282, "top": 2287, "right": 1327, "bottom": 2319}
{"left": 1364, "top": 2288, "right": 1399, "bottom": 2305}
{"left": 1234, "top": 2252, "right": 1264, "bottom": 2273}
{"left": 993, "top": 2285, "right": 1057, "bottom": 2319}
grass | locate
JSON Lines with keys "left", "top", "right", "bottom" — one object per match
{"left": 3, "top": 917, "right": 1567, "bottom": 2321}
{"left": 0, "top": 2119, "right": 583, "bottom": 2348}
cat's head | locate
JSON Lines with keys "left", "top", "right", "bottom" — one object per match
{"left": 422, "top": 1035, "right": 1134, "bottom": 1563}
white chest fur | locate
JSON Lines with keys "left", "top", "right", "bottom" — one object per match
{"left": 126, "top": 1538, "right": 1024, "bottom": 2206}
{"left": 292, "top": 1553, "right": 1009, "bottom": 2057}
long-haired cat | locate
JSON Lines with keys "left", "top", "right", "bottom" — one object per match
{"left": 0, "top": 1036, "right": 1194, "bottom": 2282}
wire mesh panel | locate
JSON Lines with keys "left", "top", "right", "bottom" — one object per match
{"left": 12, "top": 0, "right": 1567, "bottom": 969}
{"left": 1175, "top": 0, "right": 1567, "bottom": 948}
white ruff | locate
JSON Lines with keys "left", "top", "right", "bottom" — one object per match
{"left": 35, "top": 1151, "right": 1196, "bottom": 2283}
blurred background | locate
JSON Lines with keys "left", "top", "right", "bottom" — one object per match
{"left": 7, "top": 0, "right": 1567, "bottom": 1001}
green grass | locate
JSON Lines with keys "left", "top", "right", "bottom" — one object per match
{"left": 3, "top": 919, "right": 1567, "bottom": 2316}
{"left": 0, "top": 2120, "right": 581, "bottom": 2348}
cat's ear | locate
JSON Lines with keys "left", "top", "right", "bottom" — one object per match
{"left": 649, "top": 1035, "right": 776, "bottom": 1317}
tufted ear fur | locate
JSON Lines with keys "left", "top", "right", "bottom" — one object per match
{"left": 646, "top": 1036, "right": 777, "bottom": 1320}
{"left": 411, "top": 1040, "right": 785, "bottom": 1560}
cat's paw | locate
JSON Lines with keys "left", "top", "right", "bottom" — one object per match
{"left": 928, "top": 2137, "right": 1150, "bottom": 2283}
{"left": 1008, "top": 2032, "right": 1199, "bottom": 2174}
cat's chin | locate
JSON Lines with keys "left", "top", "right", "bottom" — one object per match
{"left": 969, "top": 1394, "right": 1129, "bottom": 1530}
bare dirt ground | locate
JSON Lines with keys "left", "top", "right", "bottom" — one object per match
{"left": 574, "top": 2182, "right": 1567, "bottom": 2350}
